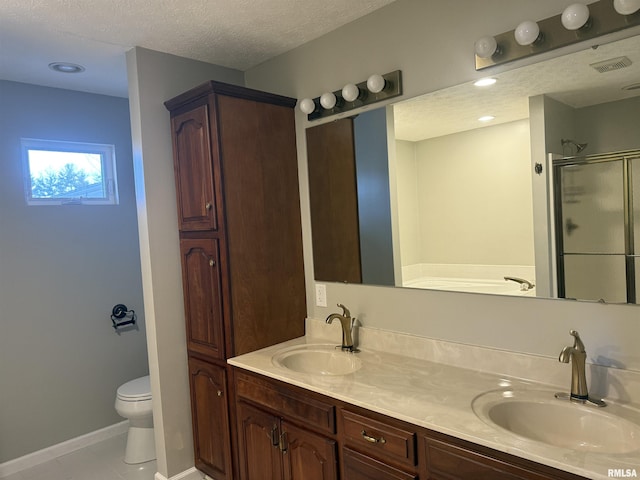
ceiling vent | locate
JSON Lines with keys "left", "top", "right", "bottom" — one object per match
{"left": 589, "top": 56, "right": 632, "bottom": 73}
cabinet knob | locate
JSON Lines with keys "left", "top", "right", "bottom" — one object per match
{"left": 361, "top": 430, "right": 386, "bottom": 445}
{"left": 209, "top": 259, "right": 216, "bottom": 267}
{"left": 216, "top": 390, "right": 223, "bottom": 397}
{"left": 205, "top": 202, "right": 212, "bottom": 211}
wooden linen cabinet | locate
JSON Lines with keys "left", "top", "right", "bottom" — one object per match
{"left": 165, "top": 81, "right": 307, "bottom": 479}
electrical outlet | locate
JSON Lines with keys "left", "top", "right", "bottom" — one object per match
{"left": 315, "top": 284, "right": 327, "bottom": 307}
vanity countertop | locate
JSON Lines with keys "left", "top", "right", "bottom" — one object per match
{"left": 228, "top": 336, "right": 640, "bottom": 480}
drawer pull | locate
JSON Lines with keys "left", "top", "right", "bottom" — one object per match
{"left": 361, "top": 430, "right": 386, "bottom": 445}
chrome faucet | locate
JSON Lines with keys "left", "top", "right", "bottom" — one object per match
{"left": 504, "top": 276, "right": 535, "bottom": 291}
{"left": 326, "top": 304, "right": 358, "bottom": 352}
{"left": 555, "top": 330, "right": 605, "bottom": 407}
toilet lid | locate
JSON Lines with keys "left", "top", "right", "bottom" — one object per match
{"left": 117, "top": 375, "right": 152, "bottom": 401}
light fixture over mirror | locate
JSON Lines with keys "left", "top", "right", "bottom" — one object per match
{"left": 298, "top": 70, "right": 403, "bottom": 121}
{"left": 475, "top": 0, "right": 640, "bottom": 70}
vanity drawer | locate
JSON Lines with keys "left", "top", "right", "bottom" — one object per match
{"left": 421, "top": 436, "right": 587, "bottom": 480}
{"left": 234, "top": 370, "right": 335, "bottom": 435}
{"left": 340, "top": 409, "right": 417, "bottom": 467}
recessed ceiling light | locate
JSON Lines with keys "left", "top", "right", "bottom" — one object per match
{"left": 478, "top": 115, "right": 495, "bottom": 122}
{"left": 48, "top": 62, "right": 85, "bottom": 74}
{"left": 474, "top": 78, "right": 497, "bottom": 87}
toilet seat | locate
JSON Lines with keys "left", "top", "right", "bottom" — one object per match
{"left": 117, "top": 375, "right": 152, "bottom": 401}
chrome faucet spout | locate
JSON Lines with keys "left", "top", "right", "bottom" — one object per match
{"left": 325, "top": 303, "right": 357, "bottom": 352}
{"left": 555, "top": 330, "right": 605, "bottom": 407}
{"left": 503, "top": 276, "right": 535, "bottom": 291}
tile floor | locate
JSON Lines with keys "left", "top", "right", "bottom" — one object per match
{"left": 1, "top": 434, "right": 157, "bottom": 480}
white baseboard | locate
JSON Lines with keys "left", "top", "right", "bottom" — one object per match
{"left": 155, "top": 467, "right": 206, "bottom": 480}
{"left": 0, "top": 420, "right": 129, "bottom": 478}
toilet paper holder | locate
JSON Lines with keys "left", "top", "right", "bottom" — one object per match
{"left": 111, "top": 304, "right": 137, "bottom": 330}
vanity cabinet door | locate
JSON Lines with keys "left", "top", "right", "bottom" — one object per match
{"left": 282, "top": 420, "right": 338, "bottom": 480}
{"left": 237, "top": 402, "right": 284, "bottom": 480}
{"left": 170, "top": 104, "right": 219, "bottom": 232}
{"left": 180, "top": 238, "right": 225, "bottom": 360}
{"left": 188, "top": 358, "right": 233, "bottom": 480}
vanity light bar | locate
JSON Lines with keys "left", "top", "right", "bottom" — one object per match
{"left": 299, "top": 70, "right": 403, "bottom": 121}
{"left": 475, "top": 0, "right": 640, "bottom": 70}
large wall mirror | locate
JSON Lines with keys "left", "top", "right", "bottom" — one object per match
{"left": 307, "top": 33, "right": 640, "bottom": 304}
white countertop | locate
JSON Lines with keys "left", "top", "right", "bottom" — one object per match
{"left": 229, "top": 335, "right": 640, "bottom": 480}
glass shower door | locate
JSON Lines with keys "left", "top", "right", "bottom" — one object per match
{"left": 555, "top": 159, "right": 627, "bottom": 302}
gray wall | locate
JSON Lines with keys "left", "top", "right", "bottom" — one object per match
{"left": 0, "top": 80, "right": 147, "bottom": 462}
{"left": 576, "top": 96, "right": 640, "bottom": 153}
{"left": 354, "top": 108, "right": 395, "bottom": 286}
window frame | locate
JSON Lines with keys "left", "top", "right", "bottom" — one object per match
{"left": 21, "top": 138, "right": 119, "bottom": 206}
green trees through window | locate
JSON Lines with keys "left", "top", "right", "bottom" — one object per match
{"left": 21, "top": 139, "right": 118, "bottom": 205}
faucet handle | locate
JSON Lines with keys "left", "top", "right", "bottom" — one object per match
{"left": 569, "top": 330, "right": 585, "bottom": 352}
{"left": 336, "top": 303, "right": 351, "bottom": 318}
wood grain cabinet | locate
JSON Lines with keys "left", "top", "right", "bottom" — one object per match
{"left": 165, "top": 81, "right": 307, "bottom": 479}
{"left": 235, "top": 371, "right": 338, "bottom": 480}
{"left": 188, "top": 357, "right": 233, "bottom": 479}
{"left": 237, "top": 402, "right": 338, "bottom": 480}
{"left": 339, "top": 408, "right": 418, "bottom": 479}
{"left": 233, "top": 370, "right": 589, "bottom": 480}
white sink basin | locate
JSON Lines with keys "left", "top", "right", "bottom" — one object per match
{"left": 472, "top": 390, "right": 640, "bottom": 454}
{"left": 272, "top": 344, "right": 362, "bottom": 376}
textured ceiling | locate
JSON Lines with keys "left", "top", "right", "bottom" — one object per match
{"left": 0, "top": 0, "right": 396, "bottom": 97}
{"left": 394, "top": 34, "right": 640, "bottom": 142}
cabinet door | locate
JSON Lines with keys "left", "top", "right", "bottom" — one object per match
{"left": 237, "top": 402, "right": 283, "bottom": 480}
{"left": 343, "top": 447, "right": 418, "bottom": 480}
{"left": 188, "top": 358, "right": 233, "bottom": 480}
{"left": 282, "top": 421, "right": 337, "bottom": 480}
{"left": 180, "top": 238, "right": 225, "bottom": 360}
{"left": 171, "top": 104, "right": 218, "bottom": 231}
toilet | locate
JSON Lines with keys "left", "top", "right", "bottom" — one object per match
{"left": 114, "top": 375, "right": 156, "bottom": 464}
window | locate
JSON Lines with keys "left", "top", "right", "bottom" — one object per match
{"left": 21, "top": 138, "right": 119, "bottom": 205}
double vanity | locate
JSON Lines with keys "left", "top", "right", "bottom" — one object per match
{"left": 229, "top": 319, "right": 640, "bottom": 480}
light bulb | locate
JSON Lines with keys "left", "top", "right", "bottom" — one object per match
{"left": 342, "top": 83, "right": 360, "bottom": 102}
{"left": 474, "top": 36, "right": 498, "bottom": 59}
{"left": 366, "top": 74, "right": 386, "bottom": 94}
{"left": 613, "top": 0, "right": 640, "bottom": 15}
{"left": 298, "top": 98, "right": 315, "bottom": 114}
{"left": 320, "top": 92, "right": 337, "bottom": 110}
{"left": 561, "top": 3, "right": 590, "bottom": 30}
{"left": 514, "top": 20, "right": 541, "bottom": 46}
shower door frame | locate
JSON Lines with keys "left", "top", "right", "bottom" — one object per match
{"left": 552, "top": 149, "right": 640, "bottom": 304}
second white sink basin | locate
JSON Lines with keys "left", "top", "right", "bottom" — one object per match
{"left": 472, "top": 389, "right": 640, "bottom": 454}
{"left": 272, "top": 344, "right": 362, "bottom": 376}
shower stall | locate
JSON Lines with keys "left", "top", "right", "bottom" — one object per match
{"left": 553, "top": 149, "right": 640, "bottom": 303}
